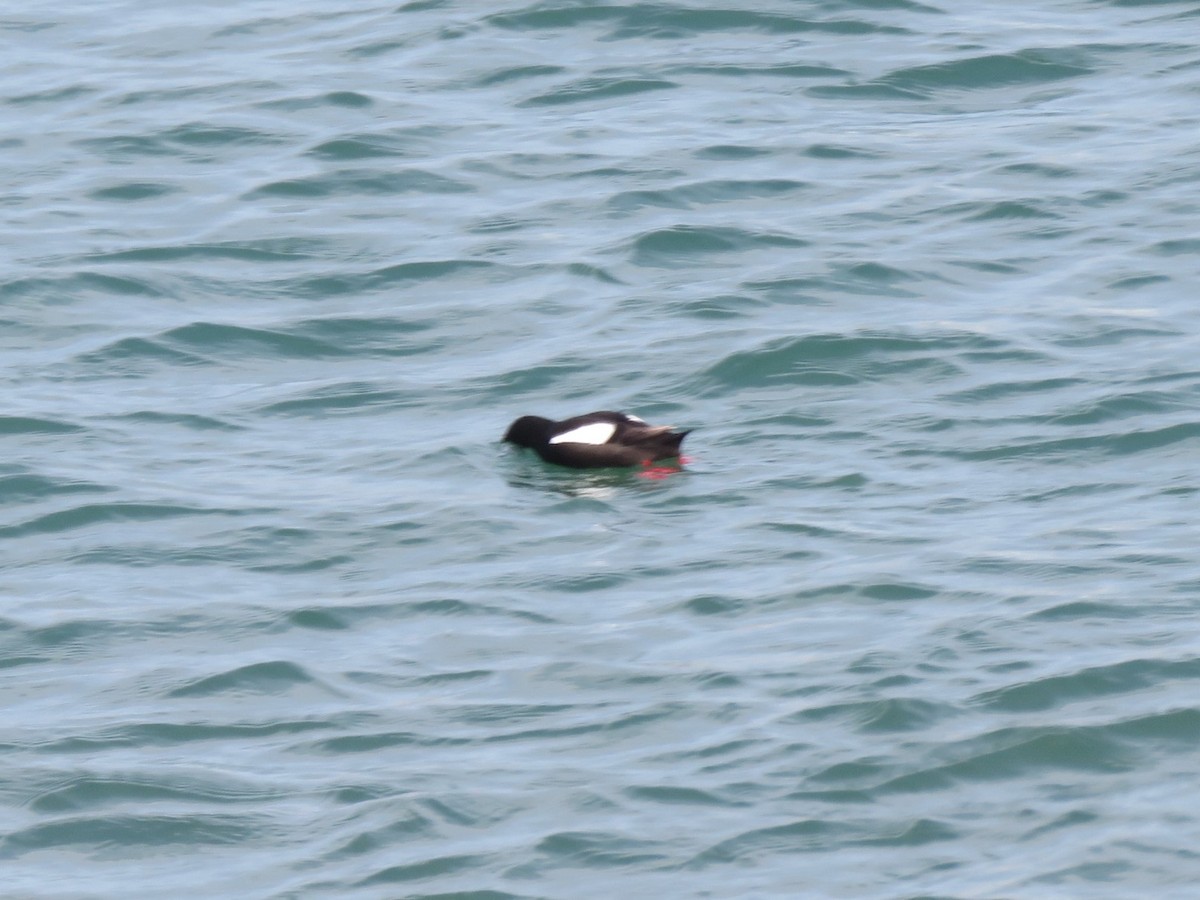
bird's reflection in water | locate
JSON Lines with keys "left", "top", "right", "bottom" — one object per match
{"left": 504, "top": 457, "right": 688, "bottom": 499}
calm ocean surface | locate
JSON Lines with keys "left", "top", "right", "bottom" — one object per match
{"left": 3, "top": 1, "right": 1200, "bottom": 897}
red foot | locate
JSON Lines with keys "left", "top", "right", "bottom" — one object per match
{"left": 636, "top": 468, "right": 670, "bottom": 480}
{"left": 636, "top": 457, "right": 689, "bottom": 480}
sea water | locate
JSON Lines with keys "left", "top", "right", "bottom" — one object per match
{"left": 3, "top": 2, "right": 1200, "bottom": 897}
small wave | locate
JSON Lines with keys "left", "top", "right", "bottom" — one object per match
{"left": 8, "top": 84, "right": 96, "bottom": 106}
{"left": 78, "top": 121, "right": 285, "bottom": 166}
{"left": 975, "top": 658, "right": 1200, "bottom": 713}
{"left": 306, "top": 136, "right": 405, "bottom": 160}
{"left": 87, "top": 182, "right": 180, "bottom": 202}
{"left": 526, "top": 830, "right": 671, "bottom": 869}
{"left": 61, "top": 324, "right": 314, "bottom": 379}
{"left": 885, "top": 49, "right": 1093, "bottom": 93}
{"left": 1150, "top": 237, "right": 1200, "bottom": 257}
{"left": 1, "top": 813, "right": 262, "bottom": 856}
{"left": 693, "top": 144, "right": 772, "bottom": 160}
{"left": 939, "top": 199, "right": 1064, "bottom": 222}
{"left": 86, "top": 242, "right": 312, "bottom": 264}
{"left": 0, "top": 472, "right": 111, "bottom": 502}
{"left": 810, "top": 48, "right": 1093, "bottom": 103}
{"left": 0, "top": 416, "right": 85, "bottom": 435}
{"left": 670, "top": 63, "right": 850, "bottom": 79}
{"left": 630, "top": 225, "right": 807, "bottom": 266}
{"left": 877, "top": 727, "right": 1133, "bottom": 795}
{"left": 739, "top": 275, "right": 826, "bottom": 305}
{"left": 93, "top": 523, "right": 354, "bottom": 571}
{"left": 77, "top": 133, "right": 186, "bottom": 161}
{"left": 1111, "top": 708, "right": 1200, "bottom": 744}
{"left": 624, "top": 784, "right": 747, "bottom": 808}
{"left": 285, "top": 259, "right": 502, "bottom": 298}
{"left": 114, "top": 411, "right": 243, "bottom": 431}
{"left": 518, "top": 76, "right": 677, "bottom": 108}
{"left": 131, "top": 719, "right": 332, "bottom": 747}
{"left": 817, "top": 261, "right": 925, "bottom": 296}
{"left": 169, "top": 660, "right": 324, "bottom": 698}
{"left": 670, "top": 292, "right": 771, "bottom": 322}
{"left": 308, "top": 732, "right": 471, "bottom": 755}
{"left": 0, "top": 502, "right": 232, "bottom": 539}
{"left": 0, "top": 271, "right": 164, "bottom": 301}
{"left": 698, "top": 331, "right": 993, "bottom": 394}
{"left": 1028, "top": 600, "right": 1141, "bottom": 621}
{"left": 689, "top": 818, "right": 854, "bottom": 865}
{"left": 995, "top": 161, "right": 1080, "bottom": 179}
{"left": 356, "top": 853, "right": 490, "bottom": 888}
{"left": 76, "top": 336, "right": 213, "bottom": 371}
{"left": 945, "top": 421, "right": 1200, "bottom": 463}
{"left": 163, "top": 321, "right": 349, "bottom": 360}
{"left": 806, "top": 81, "right": 925, "bottom": 101}
{"left": 249, "top": 168, "right": 473, "bottom": 198}
{"left": 1049, "top": 389, "right": 1186, "bottom": 426}
{"left": 608, "top": 179, "right": 808, "bottom": 213}
{"left": 1109, "top": 273, "right": 1171, "bottom": 290}
{"left": 487, "top": 5, "right": 911, "bottom": 39}
{"left": 256, "top": 90, "right": 372, "bottom": 111}
{"left": 254, "top": 382, "right": 415, "bottom": 417}
{"left": 29, "top": 771, "right": 281, "bottom": 814}
{"left": 474, "top": 64, "right": 566, "bottom": 87}
{"left": 159, "top": 122, "right": 285, "bottom": 149}
{"left": 288, "top": 316, "right": 435, "bottom": 356}
{"left": 945, "top": 377, "right": 1085, "bottom": 405}
{"left": 804, "top": 143, "right": 880, "bottom": 159}
{"left": 789, "top": 695, "right": 955, "bottom": 734}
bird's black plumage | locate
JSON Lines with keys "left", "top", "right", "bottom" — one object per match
{"left": 503, "top": 411, "right": 690, "bottom": 469}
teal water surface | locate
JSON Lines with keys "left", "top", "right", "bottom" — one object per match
{"left": 4, "top": 1, "right": 1200, "bottom": 897}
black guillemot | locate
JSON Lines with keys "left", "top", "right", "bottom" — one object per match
{"left": 503, "top": 411, "right": 690, "bottom": 469}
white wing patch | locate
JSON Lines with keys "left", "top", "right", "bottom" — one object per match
{"left": 624, "top": 414, "right": 646, "bottom": 424}
{"left": 550, "top": 422, "right": 617, "bottom": 445}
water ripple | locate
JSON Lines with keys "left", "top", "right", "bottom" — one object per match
{"left": 4, "top": 1, "right": 1200, "bottom": 896}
